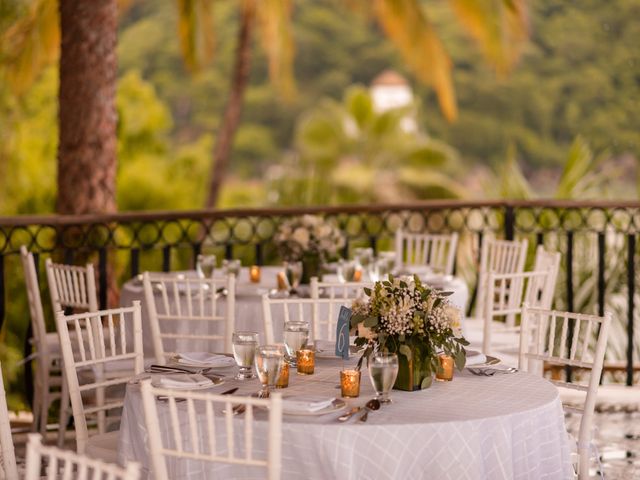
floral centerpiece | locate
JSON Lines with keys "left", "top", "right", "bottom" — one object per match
{"left": 274, "top": 215, "right": 345, "bottom": 283}
{"left": 351, "top": 274, "right": 468, "bottom": 390}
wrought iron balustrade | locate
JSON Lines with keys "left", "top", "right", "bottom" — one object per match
{"left": 0, "top": 199, "right": 638, "bottom": 403}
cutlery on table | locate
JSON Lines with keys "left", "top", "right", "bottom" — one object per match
{"left": 358, "top": 398, "right": 381, "bottom": 423}
{"left": 337, "top": 406, "right": 362, "bottom": 422}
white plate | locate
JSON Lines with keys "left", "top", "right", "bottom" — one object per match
{"left": 283, "top": 399, "right": 346, "bottom": 416}
{"left": 466, "top": 355, "right": 501, "bottom": 369}
{"left": 152, "top": 378, "right": 224, "bottom": 391}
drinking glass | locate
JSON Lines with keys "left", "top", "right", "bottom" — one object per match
{"left": 232, "top": 331, "right": 258, "bottom": 380}
{"left": 337, "top": 259, "right": 357, "bottom": 283}
{"left": 284, "top": 261, "right": 302, "bottom": 291}
{"left": 283, "top": 320, "right": 309, "bottom": 366}
{"left": 368, "top": 352, "right": 399, "bottom": 403}
{"left": 254, "top": 345, "right": 285, "bottom": 398}
{"left": 354, "top": 248, "right": 374, "bottom": 280}
{"left": 196, "top": 254, "right": 217, "bottom": 278}
{"left": 375, "top": 256, "right": 393, "bottom": 280}
{"left": 222, "top": 259, "right": 241, "bottom": 277}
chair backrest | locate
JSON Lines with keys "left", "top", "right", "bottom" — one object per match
{"left": 0, "top": 363, "right": 18, "bottom": 480}
{"left": 20, "top": 247, "right": 49, "bottom": 358}
{"left": 45, "top": 258, "right": 98, "bottom": 313}
{"left": 394, "top": 230, "right": 459, "bottom": 275}
{"left": 24, "top": 433, "right": 140, "bottom": 480}
{"left": 481, "top": 269, "right": 557, "bottom": 354}
{"left": 309, "top": 278, "right": 371, "bottom": 341}
{"left": 533, "top": 245, "right": 561, "bottom": 291}
{"left": 56, "top": 302, "right": 144, "bottom": 454}
{"left": 140, "top": 380, "right": 282, "bottom": 480}
{"left": 475, "top": 237, "right": 528, "bottom": 320}
{"left": 262, "top": 294, "right": 315, "bottom": 345}
{"left": 518, "top": 305, "right": 611, "bottom": 479}
{"left": 143, "top": 272, "right": 236, "bottom": 364}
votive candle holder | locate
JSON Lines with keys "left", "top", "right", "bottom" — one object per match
{"left": 436, "top": 354, "right": 454, "bottom": 382}
{"left": 340, "top": 369, "right": 361, "bottom": 398}
{"left": 249, "top": 265, "right": 261, "bottom": 283}
{"left": 296, "top": 349, "right": 315, "bottom": 375}
{"left": 275, "top": 362, "right": 289, "bottom": 388}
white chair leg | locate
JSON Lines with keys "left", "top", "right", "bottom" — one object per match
{"left": 57, "top": 370, "right": 69, "bottom": 448}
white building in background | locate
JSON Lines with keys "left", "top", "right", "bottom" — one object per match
{"left": 370, "top": 70, "right": 417, "bottom": 133}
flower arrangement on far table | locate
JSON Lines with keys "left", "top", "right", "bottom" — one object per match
{"left": 275, "top": 215, "right": 345, "bottom": 283}
{"left": 350, "top": 274, "right": 468, "bottom": 390}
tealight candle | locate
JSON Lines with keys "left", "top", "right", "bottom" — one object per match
{"left": 436, "top": 354, "right": 454, "bottom": 382}
{"left": 249, "top": 265, "right": 261, "bottom": 283}
{"left": 275, "top": 362, "right": 289, "bottom": 388}
{"left": 340, "top": 369, "right": 361, "bottom": 398}
{"left": 296, "top": 349, "right": 315, "bottom": 375}
{"left": 353, "top": 268, "right": 362, "bottom": 282}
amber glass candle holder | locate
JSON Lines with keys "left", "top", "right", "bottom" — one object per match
{"left": 296, "top": 349, "right": 315, "bottom": 375}
{"left": 275, "top": 362, "right": 289, "bottom": 388}
{"left": 249, "top": 265, "right": 261, "bottom": 283}
{"left": 340, "top": 369, "right": 361, "bottom": 398}
{"left": 436, "top": 354, "right": 454, "bottom": 382}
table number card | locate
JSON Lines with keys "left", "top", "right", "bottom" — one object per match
{"left": 335, "top": 306, "right": 352, "bottom": 359}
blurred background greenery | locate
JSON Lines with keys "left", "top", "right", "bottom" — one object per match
{"left": 0, "top": 0, "right": 638, "bottom": 217}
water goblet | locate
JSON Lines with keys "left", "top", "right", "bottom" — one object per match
{"left": 222, "top": 258, "right": 242, "bottom": 277}
{"left": 283, "top": 320, "right": 309, "bottom": 366}
{"left": 232, "top": 331, "right": 258, "bottom": 380}
{"left": 196, "top": 254, "right": 217, "bottom": 278}
{"left": 284, "top": 261, "right": 302, "bottom": 292}
{"left": 368, "top": 352, "right": 399, "bottom": 404}
{"left": 254, "top": 345, "right": 285, "bottom": 398}
{"left": 337, "top": 259, "right": 357, "bottom": 283}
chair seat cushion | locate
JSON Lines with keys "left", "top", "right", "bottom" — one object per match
{"left": 85, "top": 430, "right": 120, "bottom": 464}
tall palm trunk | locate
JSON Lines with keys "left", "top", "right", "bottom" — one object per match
{"left": 205, "top": 1, "right": 255, "bottom": 208}
{"left": 57, "top": 0, "right": 118, "bottom": 215}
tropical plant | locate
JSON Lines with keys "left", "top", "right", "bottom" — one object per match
{"left": 270, "top": 85, "right": 465, "bottom": 206}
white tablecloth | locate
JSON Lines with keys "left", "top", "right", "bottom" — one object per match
{"left": 117, "top": 358, "right": 573, "bottom": 479}
{"left": 119, "top": 268, "right": 469, "bottom": 355}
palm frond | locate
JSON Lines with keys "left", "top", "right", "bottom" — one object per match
{"left": 372, "top": 0, "right": 457, "bottom": 121}
{"left": 0, "top": 0, "right": 59, "bottom": 95}
{"left": 176, "top": 0, "right": 216, "bottom": 73}
{"left": 256, "top": 0, "right": 296, "bottom": 99}
{"left": 449, "top": 0, "right": 529, "bottom": 76}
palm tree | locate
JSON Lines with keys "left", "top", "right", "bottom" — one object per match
{"left": 1, "top": 0, "right": 119, "bottom": 215}
{"left": 180, "top": 0, "right": 529, "bottom": 207}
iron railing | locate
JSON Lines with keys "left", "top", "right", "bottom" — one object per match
{"left": 0, "top": 200, "right": 638, "bottom": 403}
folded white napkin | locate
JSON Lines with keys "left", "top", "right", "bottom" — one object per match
{"left": 152, "top": 373, "right": 213, "bottom": 389}
{"left": 283, "top": 395, "right": 335, "bottom": 413}
{"left": 465, "top": 350, "right": 487, "bottom": 366}
{"left": 176, "top": 352, "right": 236, "bottom": 367}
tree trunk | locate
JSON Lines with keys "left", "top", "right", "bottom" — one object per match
{"left": 205, "top": 1, "right": 255, "bottom": 208}
{"left": 57, "top": 0, "right": 118, "bottom": 215}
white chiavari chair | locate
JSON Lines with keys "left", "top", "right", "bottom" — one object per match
{"left": 20, "top": 247, "right": 68, "bottom": 441}
{"left": 473, "top": 237, "right": 528, "bottom": 323}
{"left": 481, "top": 268, "right": 558, "bottom": 356}
{"left": 0, "top": 362, "right": 18, "bottom": 480}
{"left": 533, "top": 244, "right": 561, "bottom": 289}
{"left": 24, "top": 433, "right": 140, "bottom": 480}
{"left": 45, "top": 258, "right": 99, "bottom": 314}
{"left": 143, "top": 272, "right": 236, "bottom": 364}
{"left": 519, "top": 305, "right": 611, "bottom": 480}
{"left": 140, "top": 380, "right": 282, "bottom": 480}
{"left": 309, "top": 277, "right": 371, "bottom": 341}
{"left": 56, "top": 302, "right": 144, "bottom": 462}
{"left": 262, "top": 294, "right": 314, "bottom": 345}
{"left": 394, "top": 230, "right": 459, "bottom": 275}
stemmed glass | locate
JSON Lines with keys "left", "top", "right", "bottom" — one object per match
{"left": 284, "top": 261, "right": 302, "bottom": 293}
{"left": 222, "top": 259, "right": 241, "bottom": 277}
{"left": 283, "top": 321, "right": 309, "bottom": 366}
{"left": 337, "top": 259, "right": 357, "bottom": 283}
{"left": 354, "top": 248, "right": 374, "bottom": 280}
{"left": 254, "top": 345, "right": 285, "bottom": 398}
{"left": 196, "top": 254, "right": 217, "bottom": 278}
{"left": 368, "top": 352, "right": 399, "bottom": 404}
{"left": 232, "top": 331, "right": 258, "bottom": 380}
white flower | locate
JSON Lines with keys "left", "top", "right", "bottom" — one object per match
{"left": 357, "top": 323, "right": 377, "bottom": 340}
{"left": 292, "top": 227, "right": 310, "bottom": 249}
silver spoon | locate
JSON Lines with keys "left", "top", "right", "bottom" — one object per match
{"left": 358, "top": 398, "right": 381, "bottom": 423}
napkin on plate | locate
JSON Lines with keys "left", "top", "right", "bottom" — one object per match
{"left": 465, "top": 350, "right": 487, "bottom": 366}
{"left": 283, "top": 395, "right": 335, "bottom": 413}
{"left": 176, "top": 352, "right": 236, "bottom": 368}
{"left": 152, "top": 373, "right": 213, "bottom": 389}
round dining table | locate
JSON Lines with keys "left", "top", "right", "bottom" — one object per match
{"left": 119, "top": 267, "right": 470, "bottom": 355}
{"left": 117, "top": 356, "right": 573, "bottom": 479}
